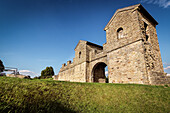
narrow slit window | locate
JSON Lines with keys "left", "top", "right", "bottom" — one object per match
{"left": 146, "top": 35, "right": 149, "bottom": 41}
{"left": 79, "top": 52, "right": 81, "bottom": 58}
{"left": 144, "top": 22, "right": 149, "bottom": 42}
{"left": 144, "top": 22, "right": 148, "bottom": 31}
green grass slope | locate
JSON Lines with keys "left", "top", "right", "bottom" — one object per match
{"left": 0, "top": 77, "right": 169, "bottom": 113}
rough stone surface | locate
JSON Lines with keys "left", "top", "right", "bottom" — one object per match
{"left": 55, "top": 4, "right": 169, "bottom": 85}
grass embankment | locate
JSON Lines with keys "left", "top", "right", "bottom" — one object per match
{"left": 0, "top": 77, "right": 169, "bottom": 113}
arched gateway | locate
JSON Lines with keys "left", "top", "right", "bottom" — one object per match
{"left": 92, "top": 62, "right": 108, "bottom": 83}
{"left": 54, "top": 4, "right": 169, "bottom": 85}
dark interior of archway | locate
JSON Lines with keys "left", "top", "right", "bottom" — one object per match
{"left": 93, "top": 63, "right": 108, "bottom": 83}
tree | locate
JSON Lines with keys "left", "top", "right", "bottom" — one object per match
{"left": 0, "top": 60, "right": 4, "bottom": 72}
{"left": 41, "top": 66, "right": 54, "bottom": 78}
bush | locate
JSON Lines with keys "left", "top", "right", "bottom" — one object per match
{"left": 40, "top": 66, "right": 54, "bottom": 79}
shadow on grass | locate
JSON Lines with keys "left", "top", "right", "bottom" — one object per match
{"left": 0, "top": 100, "right": 76, "bottom": 113}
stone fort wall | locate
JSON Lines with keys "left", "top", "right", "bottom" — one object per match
{"left": 57, "top": 40, "right": 105, "bottom": 82}
{"left": 54, "top": 4, "right": 169, "bottom": 85}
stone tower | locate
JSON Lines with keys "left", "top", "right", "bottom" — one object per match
{"left": 55, "top": 4, "right": 169, "bottom": 85}
{"left": 104, "top": 4, "right": 164, "bottom": 84}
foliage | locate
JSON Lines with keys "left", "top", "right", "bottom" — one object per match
{"left": 41, "top": 66, "right": 54, "bottom": 77}
{"left": 0, "top": 76, "right": 169, "bottom": 113}
{"left": 33, "top": 76, "right": 40, "bottom": 79}
{"left": 0, "top": 60, "right": 4, "bottom": 72}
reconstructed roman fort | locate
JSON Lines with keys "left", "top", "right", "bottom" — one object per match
{"left": 54, "top": 4, "right": 170, "bottom": 85}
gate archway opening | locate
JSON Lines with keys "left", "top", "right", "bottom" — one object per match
{"left": 92, "top": 62, "right": 108, "bottom": 83}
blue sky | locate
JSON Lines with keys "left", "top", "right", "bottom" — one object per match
{"left": 0, "top": 0, "right": 170, "bottom": 77}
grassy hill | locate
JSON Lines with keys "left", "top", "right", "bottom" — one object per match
{"left": 0, "top": 77, "right": 169, "bottom": 113}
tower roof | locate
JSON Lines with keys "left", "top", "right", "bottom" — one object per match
{"left": 74, "top": 40, "right": 103, "bottom": 50}
{"left": 104, "top": 4, "right": 158, "bottom": 31}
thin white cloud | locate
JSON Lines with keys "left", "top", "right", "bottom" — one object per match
{"left": 164, "top": 66, "right": 170, "bottom": 70}
{"left": 105, "top": 71, "right": 108, "bottom": 75}
{"left": 163, "top": 62, "right": 169, "bottom": 65}
{"left": 141, "top": 0, "right": 170, "bottom": 8}
{"left": 19, "top": 70, "right": 32, "bottom": 73}
{"left": 19, "top": 70, "right": 38, "bottom": 77}
{"left": 167, "top": 74, "right": 170, "bottom": 76}
{"left": 164, "top": 1, "right": 170, "bottom": 7}
{"left": 105, "top": 71, "right": 108, "bottom": 77}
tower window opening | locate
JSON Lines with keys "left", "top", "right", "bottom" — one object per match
{"left": 95, "top": 50, "right": 97, "bottom": 54}
{"left": 117, "top": 27, "right": 123, "bottom": 39}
